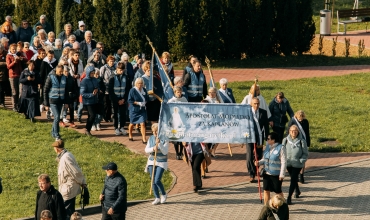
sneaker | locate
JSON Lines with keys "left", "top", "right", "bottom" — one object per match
{"left": 160, "top": 194, "right": 167, "bottom": 204}
{"left": 74, "top": 110, "right": 78, "bottom": 116}
{"left": 115, "top": 129, "right": 121, "bottom": 135}
{"left": 39, "top": 104, "right": 43, "bottom": 113}
{"left": 91, "top": 125, "right": 97, "bottom": 131}
{"left": 69, "top": 122, "right": 77, "bottom": 128}
{"left": 120, "top": 128, "right": 127, "bottom": 135}
{"left": 63, "top": 118, "right": 69, "bottom": 123}
{"left": 96, "top": 124, "right": 101, "bottom": 131}
{"left": 152, "top": 198, "right": 160, "bottom": 205}
{"left": 46, "top": 111, "right": 51, "bottom": 120}
{"left": 12, "top": 108, "right": 17, "bottom": 112}
{"left": 59, "top": 122, "right": 66, "bottom": 127}
{"left": 0, "top": 103, "right": 5, "bottom": 108}
{"left": 55, "top": 137, "right": 62, "bottom": 141}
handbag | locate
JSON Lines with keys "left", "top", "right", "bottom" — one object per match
{"left": 79, "top": 186, "right": 90, "bottom": 211}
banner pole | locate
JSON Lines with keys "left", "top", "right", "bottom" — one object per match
{"left": 227, "top": 143, "right": 233, "bottom": 157}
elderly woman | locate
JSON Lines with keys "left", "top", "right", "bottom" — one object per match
{"left": 30, "top": 36, "right": 43, "bottom": 54}
{"left": 53, "top": 39, "right": 63, "bottom": 61}
{"left": 0, "top": 37, "right": 9, "bottom": 50}
{"left": 283, "top": 125, "right": 308, "bottom": 205}
{"left": 145, "top": 123, "right": 168, "bottom": 205}
{"left": 63, "top": 34, "right": 77, "bottom": 48}
{"left": 258, "top": 194, "right": 289, "bottom": 220}
{"left": 241, "top": 83, "right": 271, "bottom": 117}
{"left": 0, "top": 21, "right": 17, "bottom": 44}
{"left": 128, "top": 77, "right": 149, "bottom": 143}
{"left": 121, "top": 52, "right": 134, "bottom": 85}
{"left": 58, "top": 47, "right": 70, "bottom": 65}
{"left": 45, "top": 31, "right": 55, "bottom": 46}
{"left": 141, "top": 61, "right": 161, "bottom": 123}
{"left": 268, "top": 92, "right": 294, "bottom": 141}
{"left": 40, "top": 210, "right": 53, "bottom": 220}
{"left": 218, "top": 78, "right": 236, "bottom": 103}
{"left": 204, "top": 87, "right": 221, "bottom": 157}
{"left": 256, "top": 132, "right": 286, "bottom": 205}
{"left": 19, "top": 60, "right": 41, "bottom": 122}
{"left": 168, "top": 86, "right": 188, "bottom": 160}
{"left": 286, "top": 110, "right": 310, "bottom": 183}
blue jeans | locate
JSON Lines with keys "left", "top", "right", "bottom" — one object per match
{"left": 50, "top": 103, "right": 63, "bottom": 139}
{"left": 77, "top": 102, "right": 84, "bottom": 119}
{"left": 148, "top": 165, "right": 166, "bottom": 198}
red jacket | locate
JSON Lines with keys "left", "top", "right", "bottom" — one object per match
{"left": 6, "top": 54, "right": 28, "bottom": 78}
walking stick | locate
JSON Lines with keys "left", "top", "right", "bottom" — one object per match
{"left": 253, "top": 143, "right": 263, "bottom": 203}
{"left": 149, "top": 144, "right": 158, "bottom": 195}
{"left": 227, "top": 143, "right": 233, "bottom": 157}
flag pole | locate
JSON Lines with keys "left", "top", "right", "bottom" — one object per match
{"left": 254, "top": 143, "right": 263, "bottom": 203}
{"left": 149, "top": 142, "right": 158, "bottom": 195}
{"left": 227, "top": 143, "right": 233, "bottom": 157}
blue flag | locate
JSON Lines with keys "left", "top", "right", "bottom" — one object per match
{"left": 153, "top": 52, "right": 174, "bottom": 102}
{"left": 158, "top": 102, "right": 256, "bottom": 143}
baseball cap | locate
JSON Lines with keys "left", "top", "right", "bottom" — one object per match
{"left": 78, "top": 21, "right": 85, "bottom": 27}
{"left": 52, "top": 140, "right": 64, "bottom": 148}
{"left": 102, "top": 162, "right": 117, "bottom": 170}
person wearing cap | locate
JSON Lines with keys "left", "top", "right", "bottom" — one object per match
{"left": 80, "top": 65, "right": 100, "bottom": 136}
{"left": 74, "top": 21, "right": 86, "bottom": 43}
{"left": 33, "top": 15, "right": 53, "bottom": 34}
{"left": 35, "top": 174, "right": 66, "bottom": 220}
{"left": 52, "top": 140, "right": 86, "bottom": 219}
{"left": 43, "top": 65, "right": 66, "bottom": 141}
{"left": 100, "top": 162, "right": 127, "bottom": 219}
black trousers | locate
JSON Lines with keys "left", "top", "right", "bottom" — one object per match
{"left": 64, "top": 197, "right": 76, "bottom": 219}
{"left": 66, "top": 103, "right": 75, "bottom": 122}
{"left": 187, "top": 96, "right": 203, "bottom": 103}
{"left": 0, "top": 81, "right": 6, "bottom": 104}
{"left": 173, "top": 142, "right": 184, "bottom": 155}
{"left": 272, "top": 126, "right": 285, "bottom": 142}
{"left": 85, "top": 104, "right": 98, "bottom": 132}
{"left": 102, "top": 207, "right": 126, "bottom": 220}
{"left": 287, "top": 166, "right": 302, "bottom": 197}
{"left": 191, "top": 153, "right": 205, "bottom": 187}
{"left": 246, "top": 143, "right": 262, "bottom": 178}
{"left": 104, "top": 94, "right": 112, "bottom": 121}
{"left": 113, "top": 102, "right": 127, "bottom": 129}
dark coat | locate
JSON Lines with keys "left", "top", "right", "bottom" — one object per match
{"left": 33, "top": 21, "right": 53, "bottom": 34}
{"left": 40, "top": 58, "right": 58, "bottom": 85}
{"left": 101, "top": 171, "right": 127, "bottom": 213}
{"left": 64, "top": 74, "right": 78, "bottom": 104}
{"left": 0, "top": 31, "right": 17, "bottom": 44}
{"left": 35, "top": 185, "right": 67, "bottom": 220}
{"left": 19, "top": 68, "right": 41, "bottom": 98}
{"left": 57, "top": 31, "right": 72, "bottom": 43}
{"left": 16, "top": 26, "right": 34, "bottom": 43}
{"left": 73, "top": 29, "right": 85, "bottom": 42}
{"left": 80, "top": 72, "right": 99, "bottom": 105}
{"left": 253, "top": 108, "right": 270, "bottom": 145}
{"left": 268, "top": 97, "right": 294, "bottom": 128}
{"left": 80, "top": 40, "right": 97, "bottom": 63}
{"left": 286, "top": 118, "right": 311, "bottom": 147}
{"left": 257, "top": 202, "right": 289, "bottom": 220}
{"left": 0, "top": 50, "right": 7, "bottom": 81}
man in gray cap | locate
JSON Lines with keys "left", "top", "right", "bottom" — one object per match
{"left": 100, "top": 162, "right": 127, "bottom": 220}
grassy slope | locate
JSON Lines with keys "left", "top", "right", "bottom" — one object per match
{"left": 229, "top": 73, "right": 370, "bottom": 152}
{"left": 0, "top": 110, "right": 172, "bottom": 219}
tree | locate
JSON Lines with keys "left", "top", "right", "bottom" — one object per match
{"left": 14, "top": 0, "right": 37, "bottom": 26}
{"left": 38, "top": 0, "right": 56, "bottom": 31}
{"left": 0, "top": 0, "right": 15, "bottom": 24}
{"left": 66, "top": 0, "right": 95, "bottom": 32}
{"left": 123, "top": 0, "right": 152, "bottom": 56}
{"left": 148, "top": 0, "right": 168, "bottom": 53}
{"left": 92, "top": 0, "right": 123, "bottom": 54}
{"left": 294, "top": 0, "right": 315, "bottom": 54}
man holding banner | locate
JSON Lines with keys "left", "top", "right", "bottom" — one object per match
{"left": 247, "top": 98, "right": 270, "bottom": 183}
{"left": 183, "top": 61, "right": 207, "bottom": 102}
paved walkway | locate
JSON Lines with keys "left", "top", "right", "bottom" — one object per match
{"left": 8, "top": 61, "right": 370, "bottom": 219}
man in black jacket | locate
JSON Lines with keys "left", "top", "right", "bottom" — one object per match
{"left": 80, "top": 31, "right": 97, "bottom": 66}
{"left": 247, "top": 97, "right": 270, "bottom": 183}
{"left": 35, "top": 174, "right": 66, "bottom": 220}
{"left": 100, "top": 162, "right": 127, "bottom": 220}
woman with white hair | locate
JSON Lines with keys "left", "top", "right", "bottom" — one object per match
{"left": 204, "top": 87, "right": 220, "bottom": 103}
{"left": 121, "top": 52, "right": 134, "bottom": 85}
{"left": 128, "top": 77, "right": 149, "bottom": 143}
{"left": 218, "top": 78, "right": 236, "bottom": 103}
{"left": 53, "top": 39, "right": 63, "bottom": 61}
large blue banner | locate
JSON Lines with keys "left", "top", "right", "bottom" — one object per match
{"left": 158, "top": 102, "right": 256, "bottom": 143}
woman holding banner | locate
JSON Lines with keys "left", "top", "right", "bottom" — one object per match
{"left": 183, "top": 141, "right": 206, "bottom": 193}
{"left": 144, "top": 123, "right": 168, "bottom": 205}
{"left": 218, "top": 78, "right": 236, "bottom": 103}
{"left": 241, "top": 83, "right": 271, "bottom": 118}
{"left": 255, "top": 132, "right": 286, "bottom": 205}
{"left": 204, "top": 87, "right": 221, "bottom": 158}
{"left": 142, "top": 61, "right": 161, "bottom": 123}
{"left": 168, "top": 86, "right": 188, "bottom": 160}
{"left": 128, "top": 77, "right": 149, "bottom": 143}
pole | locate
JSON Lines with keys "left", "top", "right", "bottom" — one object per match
{"left": 227, "top": 143, "right": 233, "bottom": 157}
{"left": 149, "top": 144, "right": 157, "bottom": 195}
{"left": 253, "top": 143, "right": 262, "bottom": 203}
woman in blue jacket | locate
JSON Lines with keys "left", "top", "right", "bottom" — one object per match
{"left": 283, "top": 125, "right": 308, "bottom": 205}
{"left": 80, "top": 66, "right": 99, "bottom": 136}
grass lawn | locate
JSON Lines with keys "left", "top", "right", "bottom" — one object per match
{"left": 0, "top": 110, "right": 172, "bottom": 219}
{"left": 228, "top": 72, "right": 370, "bottom": 153}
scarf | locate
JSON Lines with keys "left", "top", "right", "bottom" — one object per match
{"left": 43, "top": 57, "right": 56, "bottom": 69}
{"left": 252, "top": 109, "right": 263, "bottom": 145}
{"left": 219, "top": 88, "right": 233, "bottom": 103}
{"left": 56, "top": 149, "right": 67, "bottom": 163}
{"left": 293, "top": 117, "right": 306, "bottom": 140}
{"left": 134, "top": 87, "right": 146, "bottom": 109}
{"left": 71, "top": 59, "right": 79, "bottom": 75}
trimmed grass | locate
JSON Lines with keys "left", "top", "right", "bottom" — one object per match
{"left": 0, "top": 110, "right": 172, "bottom": 219}
{"left": 228, "top": 72, "right": 370, "bottom": 153}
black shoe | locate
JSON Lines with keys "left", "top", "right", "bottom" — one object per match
{"left": 287, "top": 196, "right": 292, "bottom": 205}
{"left": 30, "top": 118, "right": 35, "bottom": 123}
{"left": 142, "top": 140, "right": 147, "bottom": 144}
{"left": 295, "top": 188, "right": 301, "bottom": 198}
{"left": 128, "top": 137, "right": 134, "bottom": 141}
{"left": 299, "top": 174, "right": 305, "bottom": 184}
{"left": 84, "top": 130, "right": 92, "bottom": 136}
{"left": 205, "top": 167, "right": 208, "bottom": 173}
{"left": 77, "top": 118, "right": 82, "bottom": 123}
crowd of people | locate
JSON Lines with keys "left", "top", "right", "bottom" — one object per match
{"left": 0, "top": 14, "right": 312, "bottom": 220}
